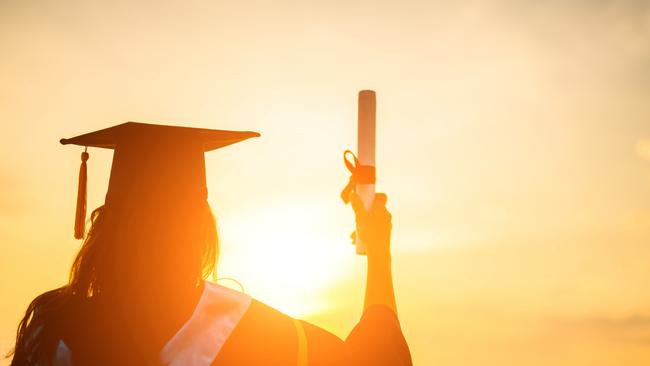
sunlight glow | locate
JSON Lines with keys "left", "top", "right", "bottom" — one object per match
{"left": 215, "top": 197, "right": 355, "bottom": 318}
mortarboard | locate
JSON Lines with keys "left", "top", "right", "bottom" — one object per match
{"left": 60, "top": 122, "right": 260, "bottom": 239}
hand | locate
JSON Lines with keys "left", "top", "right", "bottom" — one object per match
{"left": 349, "top": 192, "right": 392, "bottom": 260}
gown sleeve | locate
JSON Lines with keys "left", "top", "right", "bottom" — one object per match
{"left": 302, "top": 305, "right": 412, "bottom": 366}
{"left": 215, "top": 300, "right": 411, "bottom": 366}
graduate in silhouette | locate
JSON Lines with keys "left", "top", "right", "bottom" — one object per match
{"left": 9, "top": 122, "right": 411, "bottom": 366}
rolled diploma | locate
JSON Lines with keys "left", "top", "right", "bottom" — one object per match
{"left": 356, "top": 90, "right": 376, "bottom": 255}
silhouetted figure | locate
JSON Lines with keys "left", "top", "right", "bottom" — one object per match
{"left": 9, "top": 122, "right": 411, "bottom": 365}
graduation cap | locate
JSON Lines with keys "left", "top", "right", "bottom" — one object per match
{"left": 60, "top": 122, "right": 260, "bottom": 239}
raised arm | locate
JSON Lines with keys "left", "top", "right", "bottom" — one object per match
{"left": 343, "top": 192, "right": 411, "bottom": 365}
{"left": 296, "top": 192, "right": 410, "bottom": 365}
{"left": 349, "top": 192, "right": 397, "bottom": 315}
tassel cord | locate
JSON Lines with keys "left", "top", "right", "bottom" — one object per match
{"left": 74, "top": 149, "right": 89, "bottom": 239}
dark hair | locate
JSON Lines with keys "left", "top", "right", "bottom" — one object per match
{"left": 9, "top": 203, "right": 218, "bottom": 365}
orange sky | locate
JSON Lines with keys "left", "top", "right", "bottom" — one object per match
{"left": 2, "top": 1, "right": 650, "bottom": 365}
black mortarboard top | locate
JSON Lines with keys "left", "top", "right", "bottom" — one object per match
{"left": 60, "top": 122, "right": 260, "bottom": 239}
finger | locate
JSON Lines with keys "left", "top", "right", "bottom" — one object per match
{"left": 372, "top": 193, "right": 388, "bottom": 211}
{"left": 349, "top": 192, "right": 365, "bottom": 215}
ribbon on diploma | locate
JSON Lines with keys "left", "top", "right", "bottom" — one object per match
{"left": 340, "top": 149, "right": 376, "bottom": 204}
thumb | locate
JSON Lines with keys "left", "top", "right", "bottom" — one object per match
{"left": 349, "top": 192, "right": 366, "bottom": 216}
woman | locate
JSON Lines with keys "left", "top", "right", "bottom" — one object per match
{"left": 9, "top": 122, "right": 411, "bottom": 365}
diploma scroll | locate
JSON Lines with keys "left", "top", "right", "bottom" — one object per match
{"left": 355, "top": 90, "right": 376, "bottom": 255}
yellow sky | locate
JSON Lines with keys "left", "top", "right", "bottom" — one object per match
{"left": 1, "top": 0, "right": 650, "bottom": 365}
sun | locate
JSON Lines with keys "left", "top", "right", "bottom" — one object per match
{"left": 213, "top": 197, "right": 356, "bottom": 318}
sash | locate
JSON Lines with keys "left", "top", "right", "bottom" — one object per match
{"left": 159, "top": 282, "right": 252, "bottom": 365}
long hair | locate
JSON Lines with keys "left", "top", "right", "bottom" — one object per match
{"left": 9, "top": 202, "right": 218, "bottom": 365}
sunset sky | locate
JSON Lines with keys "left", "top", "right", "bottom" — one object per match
{"left": 2, "top": 0, "right": 650, "bottom": 365}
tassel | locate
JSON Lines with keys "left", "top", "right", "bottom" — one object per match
{"left": 74, "top": 148, "right": 89, "bottom": 239}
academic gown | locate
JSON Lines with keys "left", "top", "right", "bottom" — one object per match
{"left": 55, "top": 282, "right": 411, "bottom": 366}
